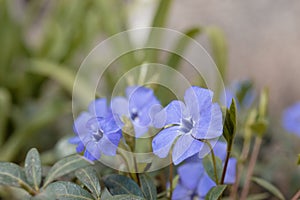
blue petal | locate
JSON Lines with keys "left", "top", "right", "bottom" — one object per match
{"left": 73, "top": 112, "right": 92, "bottom": 135}
{"left": 172, "top": 134, "right": 203, "bottom": 165}
{"left": 126, "top": 86, "right": 160, "bottom": 112}
{"left": 224, "top": 158, "right": 237, "bottom": 184}
{"left": 153, "top": 100, "right": 187, "bottom": 128}
{"left": 69, "top": 136, "right": 81, "bottom": 144}
{"left": 197, "top": 173, "right": 216, "bottom": 197}
{"left": 178, "top": 162, "right": 204, "bottom": 190}
{"left": 193, "top": 103, "right": 222, "bottom": 139}
{"left": 152, "top": 126, "right": 180, "bottom": 158}
{"left": 100, "top": 115, "right": 122, "bottom": 134}
{"left": 198, "top": 138, "right": 219, "bottom": 159}
{"left": 111, "top": 97, "right": 129, "bottom": 118}
{"left": 84, "top": 150, "right": 98, "bottom": 161}
{"left": 184, "top": 86, "right": 213, "bottom": 121}
{"left": 88, "top": 98, "right": 108, "bottom": 117}
{"left": 172, "top": 183, "right": 193, "bottom": 200}
{"left": 282, "top": 102, "right": 300, "bottom": 136}
{"left": 212, "top": 141, "right": 227, "bottom": 161}
{"left": 85, "top": 142, "right": 101, "bottom": 160}
{"left": 98, "top": 133, "right": 121, "bottom": 156}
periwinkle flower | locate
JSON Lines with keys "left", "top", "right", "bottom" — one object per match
{"left": 152, "top": 86, "right": 223, "bottom": 165}
{"left": 282, "top": 102, "right": 300, "bottom": 136}
{"left": 221, "top": 80, "right": 255, "bottom": 109}
{"left": 69, "top": 99, "right": 122, "bottom": 161}
{"left": 172, "top": 141, "right": 237, "bottom": 200}
{"left": 111, "top": 86, "right": 161, "bottom": 137}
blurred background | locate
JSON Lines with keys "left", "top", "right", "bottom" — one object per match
{"left": 0, "top": 0, "right": 299, "bottom": 198}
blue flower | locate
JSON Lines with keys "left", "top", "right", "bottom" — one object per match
{"left": 69, "top": 99, "right": 122, "bottom": 161}
{"left": 221, "top": 80, "right": 255, "bottom": 109}
{"left": 152, "top": 86, "right": 223, "bottom": 165}
{"left": 172, "top": 141, "right": 237, "bottom": 200}
{"left": 111, "top": 86, "right": 161, "bottom": 137}
{"left": 282, "top": 102, "right": 300, "bottom": 137}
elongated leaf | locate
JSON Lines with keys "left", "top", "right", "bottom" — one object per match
{"left": 151, "top": 0, "right": 172, "bottom": 27}
{"left": 44, "top": 181, "right": 94, "bottom": 200}
{"left": 75, "top": 167, "right": 101, "bottom": 198}
{"left": 139, "top": 174, "right": 157, "bottom": 200}
{"left": 107, "top": 194, "right": 146, "bottom": 200}
{"left": 251, "top": 177, "right": 285, "bottom": 200}
{"left": 246, "top": 193, "right": 270, "bottom": 200}
{"left": 0, "top": 88, "right": 11, "bottom": 145}
{"left": 25, "top": 148, "right": 42, "bottom": 190}
{"left": 0, "top": 162, "right": 29, "bottom": 188}
{"left": 43, "top": 155, "right": 91, "bottom": 188}
{"left": 166, "top": 27, "right": 202, "bottom": 70}
{"left": 104, "top": 174, "right": 143, "bottom": 197}
{"left": 205, "top": 185, "right": 227, "bottom": 200}
{"left": 205, "top": 26, "right": 228, "bottom": 80}
{"left": 223, "top": 99, "right": 237, "bottom": 150}
{"left": 203, "top": 154, "right": 223, "bottom": 183}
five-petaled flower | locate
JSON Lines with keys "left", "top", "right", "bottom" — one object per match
{"left": 172, "top": 141, "right": 237, "bottom": 200}
{"left": 152, "top": 86, "right": 223, "bottom": 165}
{"left": 112, "top": 86, "right": 161, "bottom": 137}
{"left": 282, "top": 102, "right": 300, "bottom": 137}
{"left": 69, "top": 99, "right": 122, "bottom": 161}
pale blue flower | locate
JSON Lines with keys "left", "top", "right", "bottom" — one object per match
{"left": 282, "top": 102, "right": 300, "bottom": 137}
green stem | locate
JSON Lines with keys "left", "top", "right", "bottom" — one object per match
{"left": 169, "top": 157, "right": 173, "bottom": 200}
{"left": 204, "top": 140, "right": 219, "bottom": 185}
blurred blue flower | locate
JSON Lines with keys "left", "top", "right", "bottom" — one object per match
{"left": 111, "top": 86, "right": 161, "bottom": 137}
{"left": 172, "top": 141, "right": 237, "bottom": 200}
{"left": 221, "top": 80, "right": 255, "bottom": 109}
{"left": 69, "top": 99, "right": 122, "bottom": 161}
{"left": 282, "top": 102, "right": 300, "bottom": 137}
{"left": 152, "top": 86, "right": 223, "bottom": 165}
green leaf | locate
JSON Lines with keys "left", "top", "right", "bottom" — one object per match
{"left": 139, "top": 174, "right": 157, "bottom": 200}
{"left": 151, "top": 0, "right": 172, "bottom": 28}
{"left": 75, "top": 166, "right": 101, "bottom": 199}
{"left": 43, "top": 155, "right": 91, "bottom": 188}
{"left": 249, "top": 119, "right": 268, "bottom": 137}
{"left": 104, "top": 174, "right": 144, "bottom": 197}
{"left": 297, "top": 154, "right": 300, "bottom": 165}
{"left": 0, "top": 88, "right": 11, "bottom": 146}
{"left": 246, "top": 193, "right": 270, "bottom": 200}
{"left": 166, "top": 27, "right": 202, "bottom": 70}
{"left": 0, "top": 162, "right": 29, "bottom": 188}
{"left": 107, "top": 194, "right": 146, "bottom": 200}
{"left": 258, "top": 88, "right": 269, "bottom": 119}
{"left": 44, "top": 181, "right": 94, "bottom": 200}
{"left": 202, "top": 155, "right": 223, "bottom": 183}
{"left": 25, "top": 148, "right": 42, "bottom": 190}
{"left": 205, "top": 185, "right": 227, "bottom": 200}
{"left": 205, "top": 26, "right": 228, "bottom": 80}
{"left": 251, "top": 177, "right": 285, "bottom": 200}
{"left": 223, "top": 99, "right": 237, "bottom": 150}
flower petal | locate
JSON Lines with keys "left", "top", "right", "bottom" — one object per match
{"left": 88, "top": 98, "right": 108, "bottom": 117}
{"left": 197, "top": 173, "right": 216, "bottom": 197}
{"left": 152, "top": 126, "right": 180, "bottom": 158}
{"left": 172, "top": 134, "right": 203, "bottom": 165}
{"left": 153, "top": 100, "right": 187, "bottom": 128}
{"left": 224, "top": 158, "right": 237, "bottom": 184}
{"left": 98, "top": 132, "right": 121, "bottom": 156}
{"left": 111, "top": 96, "right": 129, "bottom": 118}
{"left": 184, "top": 86, "right": 213, "bottom": 121}
{"left": 133, "top": 124, "right": 149, "bottom": 137}
{"left": 212, "top": 141, "right": 227, "bottom": 161}
{"left": 73, "top": 112, "right": 92, "bottom": 136}
{"left": 193, "top": 103, "right": 222, "bottom": 139}
{"left": 172, "top": 183, "right": 193, "bottom": 200}
{"left": 178, "top": 162, "right": 203, "bottom": 190}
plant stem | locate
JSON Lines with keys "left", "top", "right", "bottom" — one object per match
{"left": 169, "top": 156, "right": 173, "bottom": 200}
{"left": 291, "top": 189, "right": 300, "bottom": 200}
{"left": 220, "top": 151, "right": 230, "bottom": 184}
{"left": 240, "top": 137, "right": 262, "bottom": 200}
{"left": 205, "top": 140, "right": 219, "bottom": 185}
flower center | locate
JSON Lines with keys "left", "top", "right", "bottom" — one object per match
{"left": 130, "top": 109, "right": 139, "bottom": 121}
{"left": 180, "top": 118, "right": 194, "bottom": 133}
{"left": 92, "top": 129, "right": 103, "bottom": 142}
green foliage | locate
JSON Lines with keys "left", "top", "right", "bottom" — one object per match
{"left": 0, "top": 162, "right": 28, "bottom": 188}
{"left": 223, "top": 99, "right": 237, "bottom": 150}
{"left": 104, "top": 174, "right": 144, "bottom": 198}
{"left": 139, "top": 174, "right": 157, "bottom": 200}
{"left": 75, "top": 167, "right": 101, "bottom": 199}
{"left": 203, "top": 154, "right": 223, "bottom": 183}
{"left": 24, "top": 148, "right": 42, "bottom": 191}
{"left": 251, "top": 177, "right": 285, "bottom": 200}
{"left": 43, "top": 155, "right": 91, "bottom": 188}
{"left": 205, "top": 185, "right": 227, "bottom": 200}
{"left": 107, "top": 195, "right": 146, "bottom": 200}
